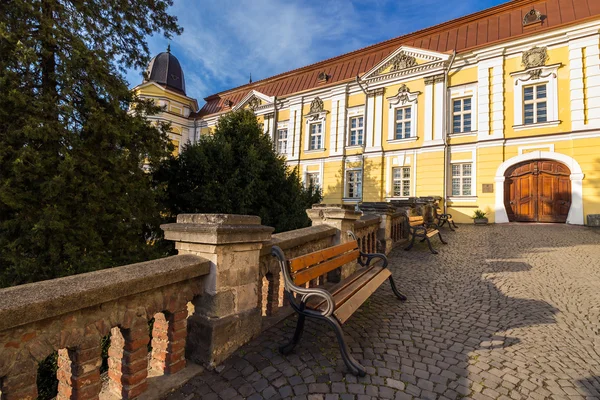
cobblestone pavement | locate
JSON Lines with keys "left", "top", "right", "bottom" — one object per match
{"left": 166, "top": 224, "right": 600, "bottom": 400}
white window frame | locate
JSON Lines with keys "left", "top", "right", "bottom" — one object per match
{"left": 452, "top": 97, "right": 473, "bottom": 133}
{"left": 511, "top": 64, "right": 559, "bottom": 130}
{"left": 308, "top": 122, "right": 323, "bottom": 150}
{"left": 305, "top": 172, "right": 320, "bottom": 189}
{"left": 522, "top": 83, "right": 548, "bottom": 125}
{"left": 387, "top": 88, "right": 419, "bottom": 143}
{"left": 345, "top": 169, "right": 362, "bottom": 200}
{"left": 451, "top": 162, "right": 473, "bottom": 197}
{"left": 392, "top": 167, "right": 411, "bottom": 197}
{"left": 394, "top": 106, "right": 414, "bottom": 140}
{"left": 448, "top": 83, "right": 477, "bottom": 135}
{"left": 348, "top": 115, "right": 364, "bottom": 146}
{"left": 276, "top": 128, "right": 288, "bottom": 154}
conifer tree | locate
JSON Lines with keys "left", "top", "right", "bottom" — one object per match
{"left": 154, "top": 109, "right": 322, "bottom": 233}
{"left": 0, "top": 0, "right": 181, "bottom": 287}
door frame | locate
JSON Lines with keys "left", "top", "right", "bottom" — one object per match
{"left": 494, "top": 151, "right": 584, "bottom": 225}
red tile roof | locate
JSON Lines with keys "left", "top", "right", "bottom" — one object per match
{"left": 199, "top": 0, "right": 600, "bottom": 117}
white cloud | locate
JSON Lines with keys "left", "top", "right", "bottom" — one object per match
{"left": 125, "top": 0, "right": 501, "bottom": 108}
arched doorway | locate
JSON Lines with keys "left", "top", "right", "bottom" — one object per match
{"left": 494, "top": 150, "right": 584, "bottom": 225}
{"left": 504, "top": 160, "right": 571, "bottom": 222}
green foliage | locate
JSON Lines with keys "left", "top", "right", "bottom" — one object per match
{"left": 37, "top": 352, "right": 58, "bottom": 400}
{"left": 472, "top": 209, "right": 488, "bottom": 219}
{"left": 154, "top": 109, "right": 322, "bottom": 233}
{"left": 0, "top": 0, "right": 181, "bottom": 287}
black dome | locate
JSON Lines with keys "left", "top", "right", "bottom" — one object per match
{"left": 144, "top": 48, "right": 186, "bottom": 95}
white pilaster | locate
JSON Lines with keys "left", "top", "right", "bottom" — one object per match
{"left": 477, "top": 55, "right": 504, "bottom": 140}
{"left": 424, "top": 82, "right": 434, "bottom": 142}
{"left": 368, "top": 90, "right": 383, "bottom": 151}
{"left": 288, "top": 102, "right": 302, "bottom": 161}
{"left": 365, "top": 93, "right": 375, "bottom": 148}
{"left": 330, "top": 91, "right": 346, "bottom": 156}
{"left": 433, "top": 78, "right": 444, "bottom": 141}
{"left": 569, "top": 32, "right": 600, "bottom": 131}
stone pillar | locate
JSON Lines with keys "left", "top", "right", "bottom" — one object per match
{"left": 107, "top": 323, "right": 150, "bottom": 399}
{"left": 56, "top": 341, "right": 102, "bottom": 400}
{"left": 161, "top": 214, "right": 273, "bottom": 367}
{"left": 307, "top": 205, "right": 362, "bottom": 279}
{"left": 0, "top": 358, "right": 38, "bottom": 400}
{"left": 150, "top": 309, "right": 187, "bottom": 375}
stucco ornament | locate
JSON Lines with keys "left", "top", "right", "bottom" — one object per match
{"left": 309, "top": 97, "right": 325, "bottom": 114}
{"left": 390, "top": 52, "right": 417, "bottom": 72}
{"left": 396, "top": 84, "right": 411, "bottom": 104}
{"left": 248, "top": 97, "right": 261, "bottom": 110}
{"left": 522, "top": 47, "right": 548, "bottom": 69}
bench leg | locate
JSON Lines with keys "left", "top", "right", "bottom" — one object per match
{"left": 279, "top": 314, "right": 306, "bottom": 355}
{"left": 451, "top": 219, "right": 458, "bottom": 229}
{"left": 324, "top": 316, "right": 366, "bottom": 377}
{"left": 438, "top": 231, "right": 448, "bottom": 245}
{"left": 425, "top": 237, "right": 438, "bottom": 255}
{"left": 388, "top": 276, "right": 407, "bottom": 301}
{"left": 404, "top": 232, "right": 417, "bottom": 251}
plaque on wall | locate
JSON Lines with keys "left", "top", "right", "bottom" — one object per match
{"left": 482, "top": 184, "right": 494, "bottom": 193}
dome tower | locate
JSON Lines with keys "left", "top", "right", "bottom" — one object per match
{"left": 144, "top": 45, "right": 186, "bottom": 95}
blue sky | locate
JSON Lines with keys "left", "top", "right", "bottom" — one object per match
{"left": 125, "top": 0, "right": 506, "bottom": 108}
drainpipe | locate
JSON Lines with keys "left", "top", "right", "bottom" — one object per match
{"left": 272, "top": 96, "right": 278, "bottom": 150}
{"left": 443, "top": 50, "right": 457, "bottom": 214}
{"left": 356, "top": 75, "right": 370, "bottom": 211}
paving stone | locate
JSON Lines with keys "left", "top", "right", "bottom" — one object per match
{"left": 164, "top": 225, "right": 600, "bottom": 400}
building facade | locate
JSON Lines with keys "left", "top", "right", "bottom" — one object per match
{"left": 134, "top": 0, "right": 600, "bottom": 225}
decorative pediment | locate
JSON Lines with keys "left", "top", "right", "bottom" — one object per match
{"left": 305, "top": 97, "right": 329, "bottom": 122}
{"left": 233, "top": 90, "right": 274, "bottom": 112}
{"left": 387, "top": 84, "right": 420, "bottom": 107}
{"left": 362, "top": 46, "right": 451, "bottom": 82}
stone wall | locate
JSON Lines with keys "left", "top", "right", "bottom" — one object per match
{"left": 0, "top": 255, "right": 209, "bottom": 400}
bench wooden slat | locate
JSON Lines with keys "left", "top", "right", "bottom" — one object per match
{"left": 293, "top": 249, "right": 360, "bottom": 286}
{"left": 426, "top": 229, "right": 438, "bottom": 238}
{"left": 323, "top": 266, "right": 385, "bottom": 311}
{"left": 306, "top": 264, "right": 380, "bottom": 310}
{"left": 289, "top": 241, "right": 358, "bottom": 272}
{"left": 334, "top": 268, "right": 392, "bottom": 324}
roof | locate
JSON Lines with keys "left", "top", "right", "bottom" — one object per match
{"left": 199, "top": 0, "right": 600, "bottom": 117}
{"left": 145, "top": 49, "right": 186, "bottom": 95}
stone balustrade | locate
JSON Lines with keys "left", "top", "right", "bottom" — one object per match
{"left": 0, "top": 255, "right": 209, "bottom": 400}
{"left": 354, "top": 214, "right": 381, "bottom": 253}
{"left": 0, "top": 207, "right": 407, "bottom": 399}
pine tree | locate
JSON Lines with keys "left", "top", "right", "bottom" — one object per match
{"left": 0, "top": 0, "right": 181, "bottom": 287}
{"left": 154, "top": 109, "right": 322, "bottom": 233}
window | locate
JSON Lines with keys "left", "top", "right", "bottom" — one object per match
{"left": 452, "top": 98, "right": 472, "bottom": 133}
{"left": 309, "top": 122, "right": 323, "bottom": 150}
{"left": 346, "top": 170, "right": 362, "bottom": 199}
{"left": 393, "top": 167, "right": 411, "bottom": 197}
{"left": 349, "top": 116, "right": 364, "bottom": 146}
{"left": 394, "top": 107, "right": 412, "bottom": 139}
{"left": 451, "top": 163, "right": 472, "bottom": 196}
{"left": 523, "top": 84, "right": 547, "bottom": 125}
{"left": 276, "top": 129, "right": 288, "bottom": 154}
{"left": 306, "top": 172, "right": 320, "bottom": 188}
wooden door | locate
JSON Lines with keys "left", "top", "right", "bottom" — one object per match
{"left": 504, "top": 160, "right": 571, "bottom": 223}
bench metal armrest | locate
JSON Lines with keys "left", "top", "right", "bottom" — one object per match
{"left": 271, "top": 246, "right": 335, "bottom": 317}
{"left": 425, "top": 222, "right": 440, "bottom": 230}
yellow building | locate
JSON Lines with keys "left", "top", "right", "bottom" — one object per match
{"left": 135, "top": 0, "right": 600, "bottom": 225}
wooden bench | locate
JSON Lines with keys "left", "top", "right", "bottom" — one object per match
{"left": 271, "top": 231, "right": 406, "bottom": 376}
{"left": 404, "top": 216, "right": 447, "bottom": 254}
{"left": 434, "top": 206, "right": 458, "bottom": 231}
